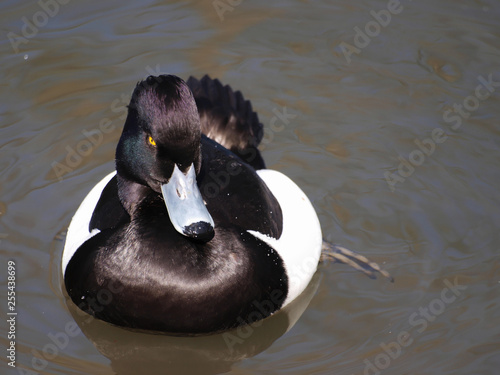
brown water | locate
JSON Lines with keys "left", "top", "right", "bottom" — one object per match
{"left": 1, "top": 0, "right": 500, "bottom": 374}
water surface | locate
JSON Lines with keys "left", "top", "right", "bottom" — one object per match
{"left": 1, "top": 0, "right": 499, "bottom": 374}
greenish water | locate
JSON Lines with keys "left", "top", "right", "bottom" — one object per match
{"left": 1, "top": 0, "right": 499, "bottom": 374}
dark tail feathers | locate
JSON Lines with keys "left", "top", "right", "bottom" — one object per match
{"left": 187, "top": 75, "right": 265, "bottom": 169}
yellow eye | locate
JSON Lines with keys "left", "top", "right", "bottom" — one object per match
{"left": 148, "top": 136, "right": 156, "bottom": 146}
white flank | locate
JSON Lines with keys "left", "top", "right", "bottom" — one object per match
{"left": 62, "top": 172, "right": 116, "bottom": 276}
{"left": 249, "top": 169, "right": 323, "bottom": 307}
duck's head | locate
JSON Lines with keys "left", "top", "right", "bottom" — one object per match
{"left": 116, "top": 75, "right": 214, "bottom": 242}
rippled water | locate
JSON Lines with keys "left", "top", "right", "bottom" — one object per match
{"left": 1, "top": 0, "right": 500, "bottom": 374}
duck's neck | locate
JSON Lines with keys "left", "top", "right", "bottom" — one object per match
{"left": 116, "top": 174, "right": 152, "bottom": 216}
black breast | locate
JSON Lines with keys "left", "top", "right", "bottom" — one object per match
{"left": 65, "top": 195, "right": 288, "bottom": 333}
